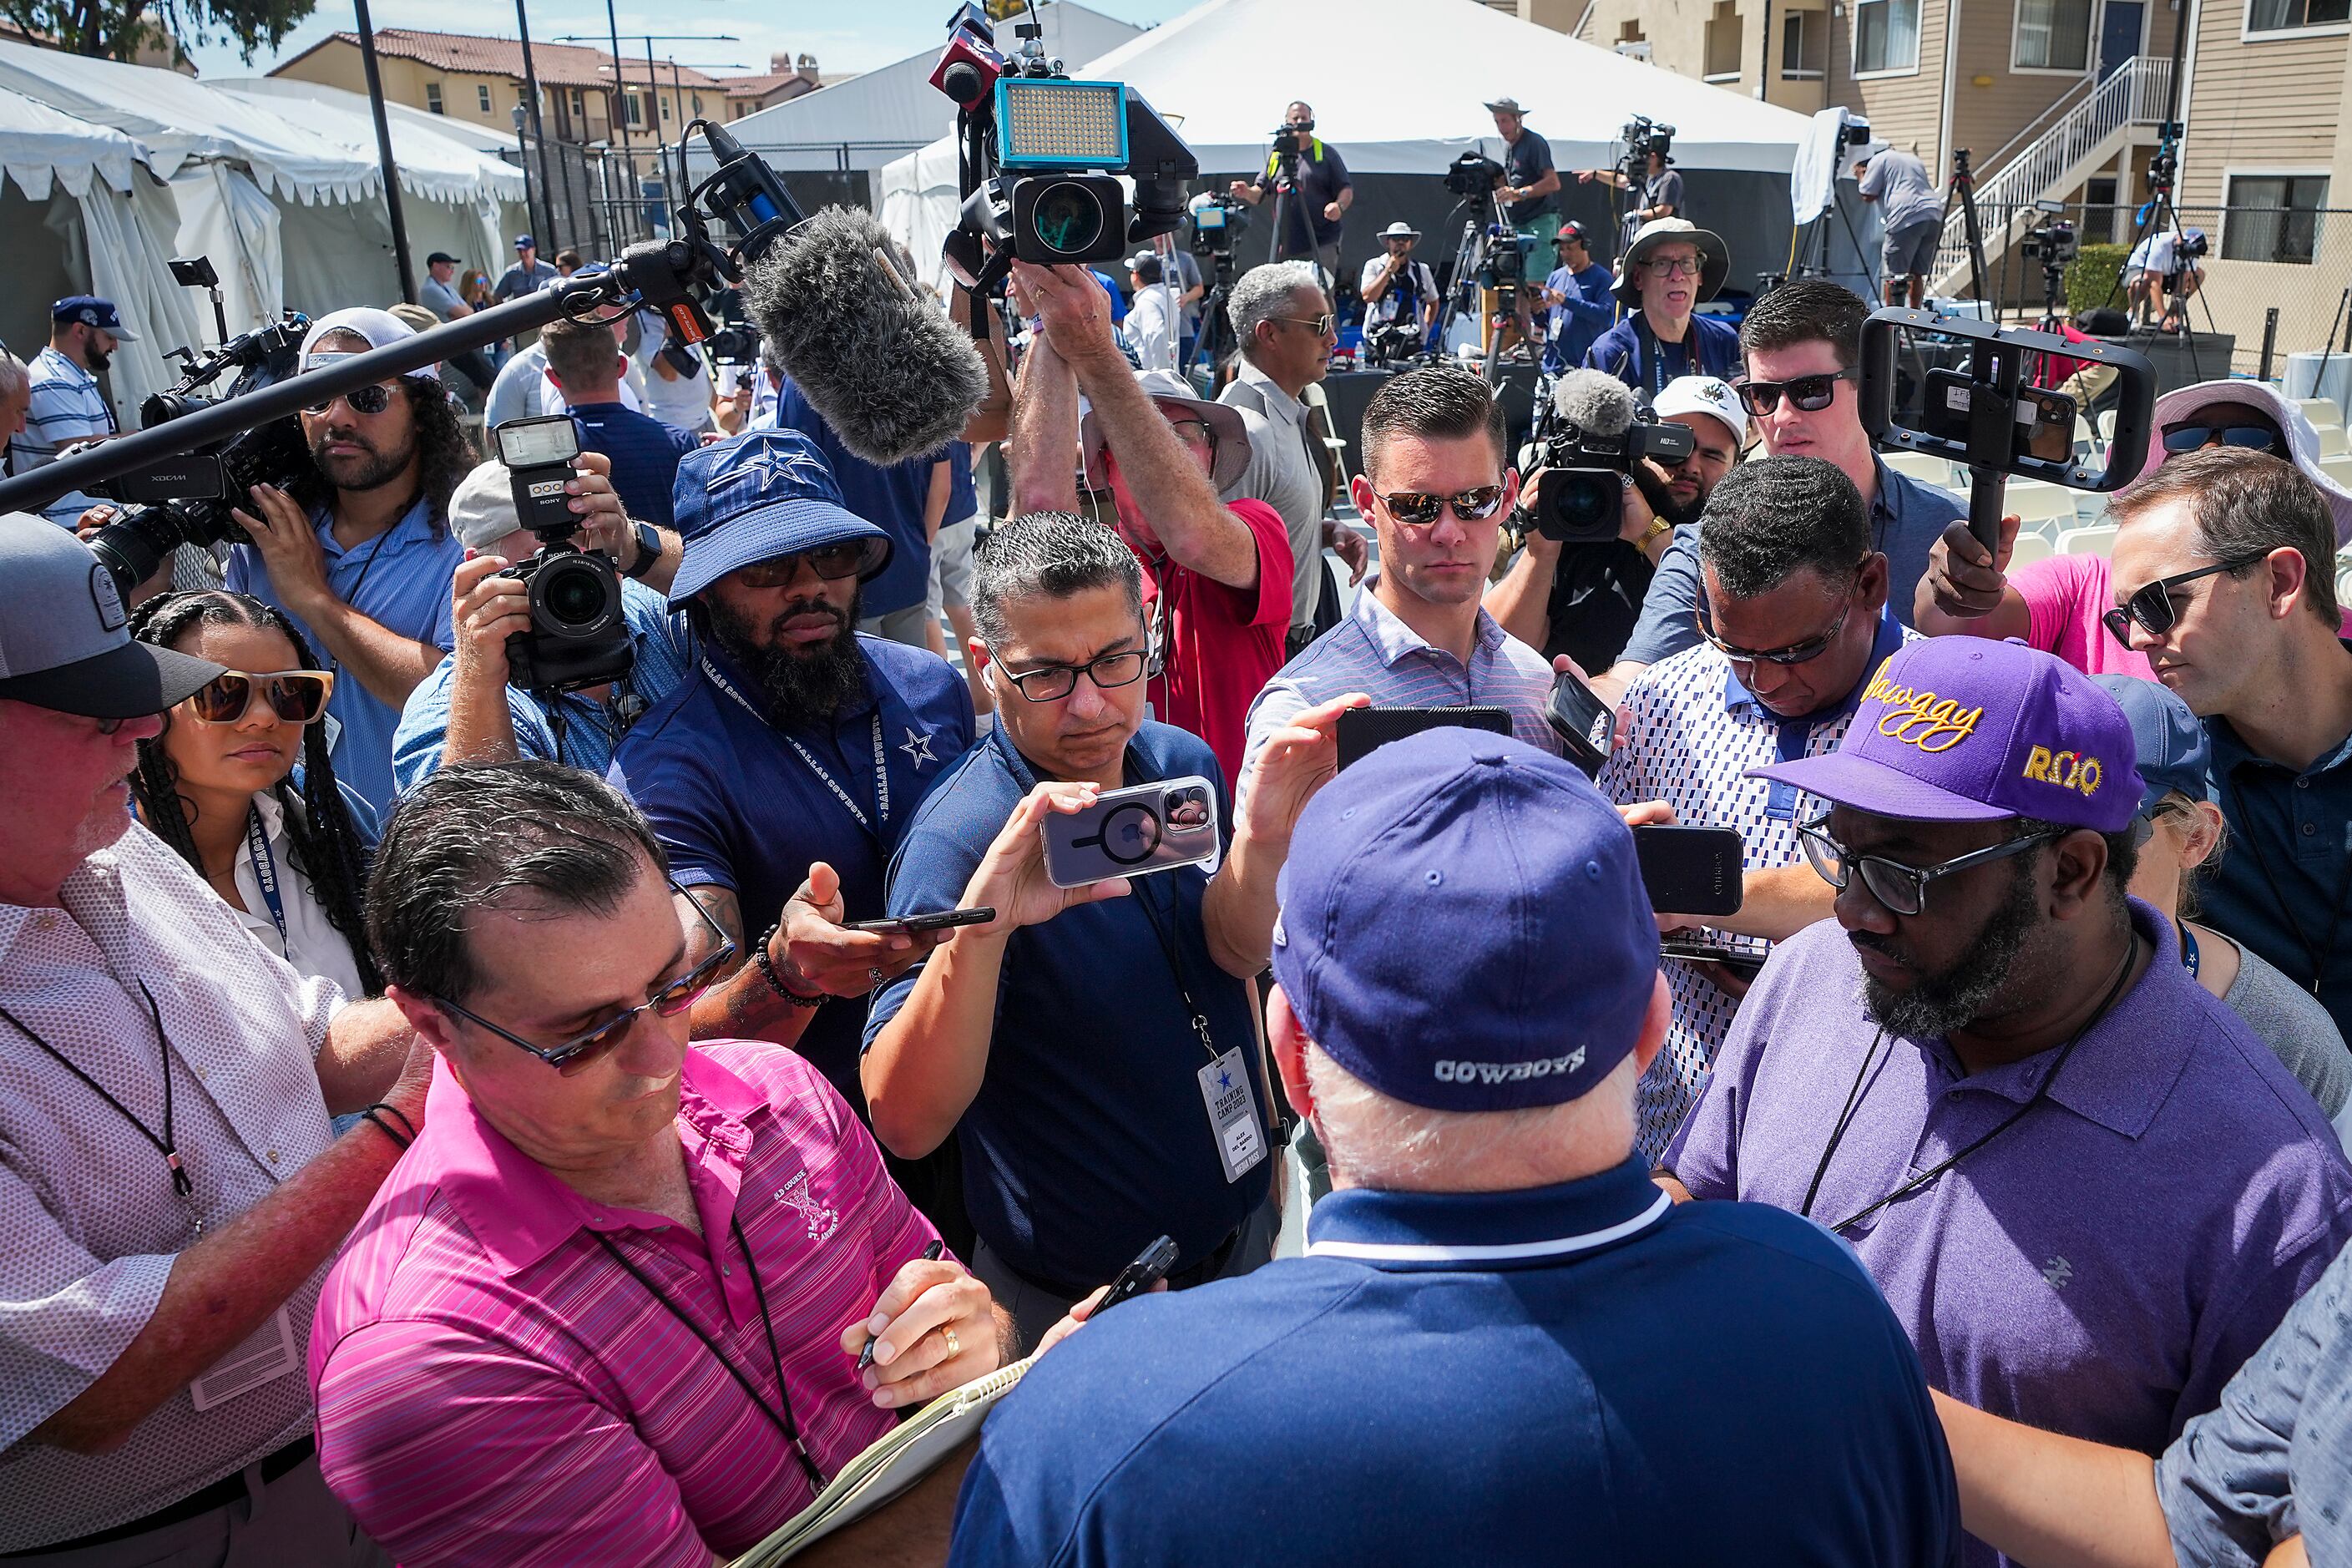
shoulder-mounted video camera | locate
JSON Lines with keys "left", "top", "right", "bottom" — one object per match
{"left": 1445, "top": 150, "right": 1505, "bottom": 200}
{"left": 490, "top": 415, "right": 634, "bottom": 693}
{"left": 1189, "top": 191, "right": 1250, "bottom": 260}
{"left": 1522, "top": 377, "right": 1697, "bottom": 544}
{"left": 1621, "top": 114, "right": 1675, "bottom": 163}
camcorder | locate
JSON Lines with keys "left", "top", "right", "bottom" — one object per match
{"left": 1621, "top": 114, "right": 1675, "bottom": 164}
{"left": 1520, "top": 369, "right": 1697, "bottom": 544}
{"left": 490, "top": 415, "right": 634, "bottom": 693}
{"left": 1859, "top": 307, "right": 2156, "bottom": 552}
{"left": 1188, "top": 192, "right": 1250, "bottom": 260}
{"left": 1445, "top": 150, "right": 1505, "bottom": 200}
{"left": 1269, "top": 119, "right": 1311, "bottom": 166}
{"left": 1840, "top": 114, "right": 1874, "bottom": 151}
{"left": 1363, "top": 320, "right": 1428, "bottom": 368}
{"left": 933, "top": 3, "right": 1196, "bottom": 280}
{"left": 84, "top": 316, "right": 314, "bottom": 599}
{"left": 2020, "top": 200, "right": 2079, "bottom": 267}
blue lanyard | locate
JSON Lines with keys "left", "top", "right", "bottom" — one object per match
{"left": 244, "top": 805, "right": 289, "bottom": 946}
{"left": 701, "top": 657, "right": 889, "bottom": 838}
{"left": 2179, "top": 920, "right": 2201, "bottom": 979}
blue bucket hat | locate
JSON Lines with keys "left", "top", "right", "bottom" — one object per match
{"left": 668, "top": 430, "right": 893, "bottom": 605}
{"left": 1271, "top": 727, "right": 1662, "bottom": 1113}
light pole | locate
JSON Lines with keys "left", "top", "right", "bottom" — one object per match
{"left": 352, "top": 0, "right": 415, "bottom": 302}
{"left": 511, "top": 104, "right": 544, "bottom": 251}
{"left": 513, "top": 0, "right": 561, "bottom": 249}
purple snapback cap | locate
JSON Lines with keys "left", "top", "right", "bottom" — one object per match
{"left": 1749, "top": 637, "right": 2138, "bottom": 833}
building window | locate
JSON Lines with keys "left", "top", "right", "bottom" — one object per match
{"left": 2248, "top": 0, "right": 2351, "bottom": 29}
{"left": 2015, "top": 0, "right": 2093, "bottom": 68}
{"left": 660, "top": 94, "right": 671, "bottom": 119}
{"left": 692, "top": 93, "right": 703, "bottom": 115}
{"left": 1782, "top": 9, "right": 1828, "bottom": 75}
{"left": 1854, "top": 0, "right": 1921, "bottom": 71}
{"left": 2224, "top": 174, "right": 2329, "bottom": 264}
{"left": 425, "top": 82, "right": 444, "bottom": 114}
{"left": 477, "top": 83, "right": 492, "bottom": 114}
{"left": 569, "top": 89, "right": 584, "bottom": 115}
{"left": 1703, "top": 2, "right": 1743, "bottom": 78}
{"left": 624, "top": 93, "right": 642, "bottom": 126}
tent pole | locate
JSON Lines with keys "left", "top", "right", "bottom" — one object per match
{"left": 352, "top": 0, "right": 416, "bottom": 303}
{"left": 515, "top": 0, "right": 562, "bottom": 249}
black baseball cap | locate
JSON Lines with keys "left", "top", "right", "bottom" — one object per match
{"left": 426, "top": 251, "right": 462, "bottom": 266}
{"left": 1554, "top": 220, "right": 1591, "bottom": 246}
{"left": 0, "top": 514, "right": 220, "bottom": 717}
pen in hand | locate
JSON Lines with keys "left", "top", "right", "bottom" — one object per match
{"left": 857, "top": 1238, "right": 947, "bottom": 1372}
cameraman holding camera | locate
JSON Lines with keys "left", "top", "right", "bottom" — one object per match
{"left": 1227, "top": 101, "right": 1352, "bottom": 279}
{"left": 223, "top": 309, "right": 474, "bottom": 817}
{"left": 1579, "top": 131, "right": 1685, "bottom": 246}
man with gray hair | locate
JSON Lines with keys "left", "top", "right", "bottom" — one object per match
{"left": 0, "top": 351, "right": 31, "bottom": 468}
{"left": 948, "top": 726, "right": 1961, "bottom": 1565}
{"left": 1220, "top": 260, "right": 1364, "bottom": 651}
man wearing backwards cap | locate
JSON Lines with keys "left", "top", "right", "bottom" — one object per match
{"left": 1663, "top": 636, "right": 2352, "bottom": 1568}
{"left": 948, "top": 727, "right": 1960, "bottom": 1567}
{"left": 10, "top": 296, "right": 136, "bottom": 529}
{"left": 0, "top": 513, "right": 430, "bottom": 1560}
{"left": 219, "top": 307, "right": 472, "bottom": 816}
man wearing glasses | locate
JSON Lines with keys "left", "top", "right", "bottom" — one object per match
{"left": 2107, "top": 447, "right": 2352, "bottom": 1042}
{"left": 1663, "top": 635, "right": 2352, "bottom": 1568}
{"left": 1597, "top": 456, "right": 1909, "bottom": 1158}
{"left": 1582, "top": 219, "right": 1741, "bottom": 400}
{"left": 313, "top": 760, "right": 1009, "bottom": 1567}
{"left": 221, "top": 309, "right": 472, "bottom": 815}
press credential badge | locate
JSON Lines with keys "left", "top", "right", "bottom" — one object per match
{"left": 1197, "top": 1048, "right": 1266, "bottom": 1183}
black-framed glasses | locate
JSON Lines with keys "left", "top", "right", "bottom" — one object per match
{"left": 1378, "top": 486, "right": 1507, "bottom": 526}
{"left": 1696, "top": 599, "right": 1854, "bottom": 668}
{"left": 2102, "top": 554, "right": 2269, "bottom": 647}
{"left": 1798, "top": 815, "right": 2062, "bottom": 917}
{"left": 301, "top": 382, "right": 397, "bottom": 417}
{"left": 984, "top": 642, "right": 1148, "bottom": 701}
{"left": 731, "top": 539, "right": 888, "bottom": 588}
{"left": 432, "top": 882, "right": 736, "bottom": 1075}
{"left": 1643, "top": 255, "right": 1702, "bottom": 278}
{"left": 1277, "top": 314, "right": 1335, "bottom": 336}
{"left": 2160, "top": 422, "right": 2285, "bottom": 458}
{"left": 1734, "top": 369, "right": 1858, "bottom": 416}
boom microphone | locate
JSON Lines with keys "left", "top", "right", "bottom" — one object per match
{"left": 1550, "top": 367, "right": 1638, "bottom": 438}
{"left": 740, "top": 206, "right": 990, "bottom": 468}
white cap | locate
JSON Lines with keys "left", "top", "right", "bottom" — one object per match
{"left": 1653, "top": 375, "right": 1748, "bottom": 449}
{"left": 301, "top": 307, "right": 438, "bottom": 379}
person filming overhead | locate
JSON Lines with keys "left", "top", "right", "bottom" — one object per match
{"left": 1583, "top": 219, "right": 1741, "bottom": 397}
{"left": 1227, "top": 101, "right": 1351, "bottom": 279}
{"left": 1579, "top": 124, "right": 1686, "bottom": 245}
{"left": 1854, "top": 144, "right": 1945, "bottom": 308}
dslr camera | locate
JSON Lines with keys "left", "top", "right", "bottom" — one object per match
{"left": 490, "top": 416, "right": 635, "bottom": 693}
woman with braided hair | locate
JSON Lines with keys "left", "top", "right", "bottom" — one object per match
{"left": 127, "top": 590, "right": 384, "bottom": 999}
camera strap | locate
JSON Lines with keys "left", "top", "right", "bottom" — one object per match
{"left": 701, "top": 656, "right": 890, "bottom": 839}
{"left": 243, "top": 806, "right": 289, "bottom": 946}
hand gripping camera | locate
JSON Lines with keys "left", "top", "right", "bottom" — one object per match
{"left": 490, "top": 416, "right": 635, "bottom": 693}
{"left": 1520, "top": 369, "right": 1696, "bottom": 544}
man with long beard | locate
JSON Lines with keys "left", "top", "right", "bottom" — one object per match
{"left": 608, "top": 431, "right": 972, "bottom": 1139}
{"left": 1661, "top": 635, "right": 2352, "bottom": 1568}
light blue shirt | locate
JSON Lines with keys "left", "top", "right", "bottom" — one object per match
{"left": 226, "top": 495, "right": 462, "bottom": 816}
{"left": 392, "top": 579, "right": 692, "bottom": 795}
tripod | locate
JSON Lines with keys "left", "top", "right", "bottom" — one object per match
{"left": 1183, "top": 247, "right": 1240, "bottom": 388}
{"left": 1945, "top": 148, "right": 1990, "bottom": 306}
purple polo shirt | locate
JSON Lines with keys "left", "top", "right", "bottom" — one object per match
{"left": 1667, "top": 902, "right": 2352, "bottom": 1568}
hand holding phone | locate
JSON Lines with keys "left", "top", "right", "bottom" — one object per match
{"left": 1545, "top": 670, "right": 1615, "bottom": 777}
{"left": 1097, "top": 1236, "right": 1180, "bottom": 1313}
{"left": 847, "top": 907, "right": 997, "bottom": 936}
{"left": 1041, "top": 776, "right": 1221, "bottom": 888}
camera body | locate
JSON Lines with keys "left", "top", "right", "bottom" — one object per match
{"left": 491, "top": 416, "right": 635, "bottom": 694}
{"left": 2177, "top": 227, "right": 2210, "bottom": 260}
{"left": 2021, "top": 218, "right": 2079, "bottom": 266}
{"left": 1188, "top": 192, "right": 1249, "bottom": 259}
{"left": 1269, "top": 123, "right": 1308, "bottom": 164}
{"left": 1445, "top": 150, "right": 1505, "bottom": 200}
{"left": 1529, "top": 414, "right": 1697, "bottom": 544}
{"left": 1621, "top": 114, "right": 1676, "bottom": 164}
{"left": 1363, "top": 320, "right": 1427, "bottom": 367}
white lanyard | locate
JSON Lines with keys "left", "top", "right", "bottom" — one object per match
{"left": 701, "top": 657, "right": 889, "bottom": 836}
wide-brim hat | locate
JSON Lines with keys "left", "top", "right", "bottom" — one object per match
{"left": 1611, "top": 218, "right": 1730, "bottom": 307}
{"left": 2133, "top": 379, "right": 2352, "bottom": 545}
{"left": 1378, "top": 221, "right": 1420, "bottom": 242}
{"left": 1083, "top": 370, "right": 1252, "bottom": 493}
{"left": 669, "top": 431, "right": 894, "bottom": 604}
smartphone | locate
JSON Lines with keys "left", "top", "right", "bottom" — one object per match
{"left": 1544, "top": 670, "right": 1615, "bottom": 777}
{"left": 846, "top": 907, "right": 996, "bottom": 935}
{"left": 1042, "top": 776, "right": 1220, "bottom": 888}
{"left": 1095, "top": 1235, "right": 1180, "bottom": 1314}
{"left": 1661, "top": 939, "right": 1766, "bottom": 985}
{"left": 1634, "top": 824, "right": 1744, "bottom": 916}
{"left": 1334, "top": 706, "right": 1512, "bottom": 771}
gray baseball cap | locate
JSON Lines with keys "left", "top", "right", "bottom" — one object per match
{"left": 0, "top": 513, "right": 221, "bottom": 717}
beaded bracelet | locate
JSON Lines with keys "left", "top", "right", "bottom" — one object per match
{"left": 751, "top": 923, "right": 827, "bottom": 1009}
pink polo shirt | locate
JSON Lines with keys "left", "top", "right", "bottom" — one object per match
{"left": 309, "top": 1041, "right": 942, "bottom": 1567}
{"left": 2015, "top": 554, "right": 2352, "bottom": 680}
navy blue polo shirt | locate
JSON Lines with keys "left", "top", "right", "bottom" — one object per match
{"left": 949, "top": 1156, "right": 1960, "bottom": 1567}
{"left": 2204, "top": 689, "right": 2352, "bottom": 1040}
{"left": 945, "top": 441, "right": 977, "bottom": 522}
{"left": 867, "top": 721, "right": 1271, "bottom": 1292}
{"left": 569, "top": 401, "right": 697, "bottom": 529}
{"left": 608, "top": 635, "right": 973, "bottom": 1100}
{"left": 769, "top": 375, "right": 934, "bottom": 617}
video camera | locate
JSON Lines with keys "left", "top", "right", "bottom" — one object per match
{"left": 1520, "top": 369, "right": 1697, "bottom": 544}
{"left": 1363, "top": 321, "right": 1428, "bottom": 368}
{"left": 1840, "top": 114, "right": 1874, "bottom": 152}
{"left": 1445, "top": 150, "right": 1505, "bottom": 200}
{"left": 1188, "top": 191, "right": 1250, "bottom": 260}
{"left": 2021, "top": 215, "right": 2079, "bottom": 267}
{"left": 2177, "top": 227, "right": 2210, "bottom": 260}
{"left": 83, "top": 316, "right": 315, "bottom": 599}
{"left": 1270, "top": 118, "right": 1312, "bottom": 167}
{"left": 933, "top": 3, "right": 1196, "bottom": 282}
{"left": 488, "top": 415, "right": 634, "bottom": 693}
{"left": 1621, "top": 114, "right": 1675, "bottom": 164}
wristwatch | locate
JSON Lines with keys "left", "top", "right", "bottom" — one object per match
{"left": 622, "top": 520, "right": 663, "bottom": 580}
{"left": 1636, "top": 517, "right": 1674, "bottom": 555}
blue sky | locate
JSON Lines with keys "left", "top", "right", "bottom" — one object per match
{"left": 187, "top": 0, "right": 1173, "bottom": 83}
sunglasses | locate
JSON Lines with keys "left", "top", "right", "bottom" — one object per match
{"left": 1798, "top": 816, "right": 2064, "bottom": 918}
{"left": 1695, "top": 599, "right": 1854, "bottom": 668}
{"left": 1735, "top": 369, "right": 1859, "bottom": 416}
{"left": 432, "top": 882, "right": 736, "bottom": 1075}
{"left": 301, "top": 382, "right": 397, "bottom": 417}
{"left": 731, "top": 539, "right": 887, "bottom": 588}
{"left": 1277, "top": 314, "right": 1336, "bottom": 336}
{"left": 2160, "top": 422, "right": 2285, "bottom": 458}
{"left": 2102, "top": 554, "right": 2269, "bottom": 647}
{"left": 984, "top": 643, "right": 1148, "bottom": 702}
{"left": 185, "top": 669, "right": 335, "bottom": 726}
{"left": 1378, "top": 486, "right": 1507, "bottom": 526}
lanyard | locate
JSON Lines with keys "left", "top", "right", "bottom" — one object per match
{"left": 1799, "top": 939, "right": 2140, "bottom": 1236}
{"left": 1632, "top": 316, "right": 1692, "bottom": 399}
{"left": 594, "top": 1216, "right": 827, "bottom": 1495}
{"left": 2219, "top": 770, "right": 2352, "bottom": 998}
{"left": 1135, "top": 878, "right": 1222, "bottom": 1069}
{"left": 2179, "top": 920, "right": 2201, "bottom": 980}
{"left": 0, "top": 981, "right": 202, "bottom": 1232}
{"left": 702, "top": 658, "right": 890, "bottom": 837}
{"left": 244, "top": 806, "right": 289, "bottom": 946}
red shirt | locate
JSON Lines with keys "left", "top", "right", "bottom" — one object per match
{"left": 1110, "top": 486, "right": 1294, "bottom": 787}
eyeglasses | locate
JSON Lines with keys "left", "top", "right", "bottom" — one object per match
{"left": 1377, "top": 486, "right": 1507, "bottom": 526}
{"left": 1643, "top": 255, "right": 1702, "bottom": 278}
{"left": 2102, "top": 554, "right": 2269, "bottom": 647}
{"left": 1695, "top": 599, "right": 1854, "bottom": 668}
{"left": 1798, "top": 816, "right": 2064, "bottom": 918}
{"left": 185, "top": 669, "right": 335, "bottom": 726}
{"left": 731, "top": 539, "right": 886, "bottom": 589}
{"left": 432, "top": 883, "right": 736, "bottom": 1075}
{"left": 984, "top": 642, "right": 1148, "bottom": 701}
{"left": 1277, "top": 314, "right": 1335, "bottom": 336}
{"left": 2160, "top": 422, "right": 2286, "bottom": 458}
{"left": 301, "top": 382, "right": 397, "bottom": 417}
{"left": 1734, "top": 369, "right": 1859, "bottom": 416}
{"left": 1165, "top": 417, "right": 1214, "bottom": 448}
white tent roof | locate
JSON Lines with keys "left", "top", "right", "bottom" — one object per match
{"left": 230, "top": 76, "right": 518, "bottom": 157}
{"left": 1068, "top": 0, "right": 1813, "bottom": 175}
{"left": 726, "top": 1, "right": 1143, "bottom": 172}
{"left": 214, "top": 79, "right": 526, "bottom": 205}
{"left": 0, "top": 86, "right": 147, "bottom": 201}
{"left": 0, "top": 39, "right": 377, "bottom": 201}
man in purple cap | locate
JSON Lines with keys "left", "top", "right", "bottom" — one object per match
{"left": 1663, "top": 635, "right": 2352, "bottom": 1568}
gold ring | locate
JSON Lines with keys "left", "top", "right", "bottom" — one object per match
{"left": 941, "top": 1325, "right": 960, "bottom": 1358}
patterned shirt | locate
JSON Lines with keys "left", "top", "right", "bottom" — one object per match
{"left": 11, "top": 346, "right": 116, "bottom": 528}
{"left": 1596, "top": 615, "right": 1914, "bottom": 1158}
{"left": 311, "top": 1040, "right": 942, "bottom": 1568}
{"left": 1, "top": 824, "right": 339, "bottom": 1552}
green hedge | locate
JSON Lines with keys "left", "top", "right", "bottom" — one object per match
{"left": 2067, "top": 244, "right": 2129, "bottom": 316}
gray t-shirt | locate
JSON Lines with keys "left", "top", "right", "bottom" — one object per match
{"left": 1218, "top": 362, "right": 1328, "bottom": 630}
{"left": 2220, "top": 931, "right": 2352, "bottom": 1117}
{"left": 1859, "top": 149, "right": 1943, "bottom": 233}
{"left": 420, "top": 276, "right": 467, "bottom": 321}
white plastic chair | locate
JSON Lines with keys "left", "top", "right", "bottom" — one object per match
{"left": 2007, "top": 530, "right": 2056, "bottom": 567}
{"left": 2319, "top": 425, "right": 2350, "bottom": 460}
{"left": 2005, "top": 480, "right": 2078, "bottom": 525}
{"left": 2297, "top": 397, "right": 2345, "bottom": 433}
{"left": 2056, "top": 524, "right": 2117, "bottom": 557}
{"left": 2322, "top": 455, "right": 2352, "bottom": 490}
{"left": 1884, "top": 450, "right": 1949, "bottom": 488}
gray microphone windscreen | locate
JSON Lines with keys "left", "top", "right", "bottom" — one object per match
{"left": 1550, "top": 367, "right": 1637, "bottom": 438}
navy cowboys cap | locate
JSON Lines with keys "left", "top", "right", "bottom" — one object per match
{"left": 667, "top": 430, "right": 893, "bottom": 605}
{"left": 51, "top": 295, "right": 137, "bottom": 341}
{"left": 0, "top": 513, "right": 220, "bottom": 717}
{"left": 1271, "top": 727, "right": 1663, "bottom": 1112}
